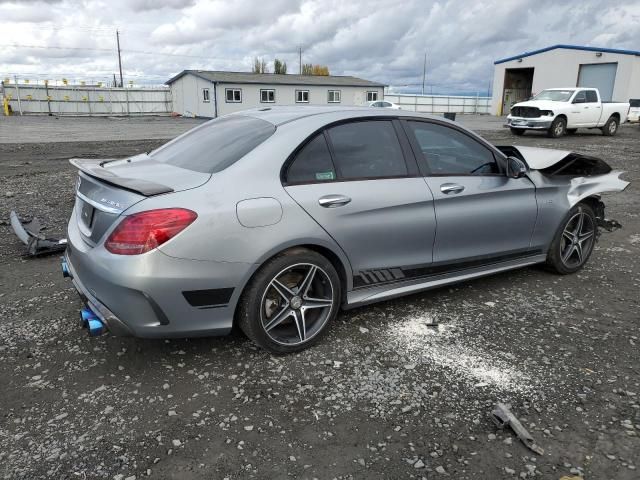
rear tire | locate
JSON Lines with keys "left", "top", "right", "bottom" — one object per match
{"left": 601, "top": 116, "right": 619, "bottom": 136}
{"left": 545, "top": 203, "right": 597, "bottom": 275}
{"left": 510, "top": 128, "right": 525, "bottom": 136}
{"left": 237, "top": 249, "right": 341, "bottom": 354}
{"left": 547, "top": 117, "right": 566, "bottom": 138}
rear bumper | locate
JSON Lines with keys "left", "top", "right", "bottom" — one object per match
{"left": 63, "top": 254, "right": 134, "bottom": 336}
{"left": 505, "top": 117, "right": 553, "bottom": 130}
{"left": 64, "top": 211, "right": 256, "bottom": 338}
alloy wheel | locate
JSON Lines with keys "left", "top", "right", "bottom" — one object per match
{"left": 609, "top": 121, "right": 617, "bottom": 134}
{"left": 260, "top": 263, "right": 334, "bottom": 345}
{"left": 554, "top": 121, "right": 564, "bottom": 137}
{"left": 560, "top": 208, "right": 595, "bottom": 268}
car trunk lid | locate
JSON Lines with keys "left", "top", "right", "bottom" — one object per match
{"left": 71, "top": 154, "right": 210, "bottom": 246}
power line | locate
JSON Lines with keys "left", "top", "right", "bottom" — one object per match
{"left": 0, "top": 43, "right": 232, "bottom": 61}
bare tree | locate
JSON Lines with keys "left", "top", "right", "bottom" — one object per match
{"left": 252, "top": 57, "right": 269, "bottom": 73}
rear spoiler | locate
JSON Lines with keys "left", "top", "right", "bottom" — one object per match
{"left": 69, "top": 158, "right": 173, "bottom": 196}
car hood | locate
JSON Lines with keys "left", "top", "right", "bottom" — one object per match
{"left": 495, "top": 145, "right": 629, "bottom": 206}
{"left": 501, "top": 146, "right": 574, "bottom": 170}
{"left": 510, "top": 100, "right": 561, "bottom": 111}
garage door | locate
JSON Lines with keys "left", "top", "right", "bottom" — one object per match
{"left": 578, "top": 63, "right": 618, "bottom": 101}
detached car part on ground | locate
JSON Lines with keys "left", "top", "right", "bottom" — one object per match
{"left": 506, "top": 88, "right": 630, "bottom": 138}
{"left": 62, "top": 107, "right": 629, "bottom": 353}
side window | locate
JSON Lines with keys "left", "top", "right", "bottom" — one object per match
{"left": 327, "top": 121, "right": 408, "bottom": 179}
{"left": 573, "top": 90, "right": 586, "bottom": 103}
{"left": 286, "top": 134, "right": 336, "bottom": 184}
{"left": 260, "top": 89, "right": 275, "bottom": 103}
{"left": 202, "top": 88, "right": 210, "bottom": 103}
{"left": 585, "top": 90, "right": 598, "bottom": 103}
{"left": 366, "top": 91, "right": 378, "bottom": 102}
{"left": 407, "top": 121, "right": 499, "bottom": 175}
{"left": 226, "top": 88, "right": 242, "bottom": 103}
{"left": 296, "top": 90, "right": 309, "bottom": 103}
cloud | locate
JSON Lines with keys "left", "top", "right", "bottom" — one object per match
{"left": 0, "top": 0, "right": 638, "bottom": 93}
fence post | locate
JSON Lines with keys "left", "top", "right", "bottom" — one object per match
{"left": 475, "top": 92, "right": 479, "bottom": 114}
{"left": 14, "top": 76, "right": 23, "bottom": 115}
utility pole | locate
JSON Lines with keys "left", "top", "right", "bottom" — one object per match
{"left": 116, "top": 29, "right": 124, "bottom": 88}
{"left": 421, "top": 52, "right": 427, "bottom": 95}
{"left": 299, "top": 46, "right": 302, "bottom": 75}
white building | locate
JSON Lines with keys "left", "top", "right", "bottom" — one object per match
{"left": 166, "top": 70, "right": 385, "bottom": 118}
{"left": 491, "top": 44, "right": 640, "bottom": 115}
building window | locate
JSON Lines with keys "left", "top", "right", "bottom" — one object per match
{"left": 296, "top": 90, "right": 309, "bottom": 103}
{"left": 225, "top": 88, "right": 242, "bottom": 103}
{"left": 260, "top": 89, "right": 275, "bottom": 103}
{"left": 202, "top": 88, "right": 210, "bottom": 103}
{"left": 327, "top": 90, "right": 341, "bottom": 103}
{"left": 366, "top": 91, "right": 378, "bottom": 102}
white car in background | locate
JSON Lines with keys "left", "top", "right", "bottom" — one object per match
{"left": 369, "top": 100, "right": 402, "bottom": 109}
{"left": 506, "top": 88, "right": 629, "bottom": 138}
{"left": 628, "top": 99, "right": 640, "bottom": 123}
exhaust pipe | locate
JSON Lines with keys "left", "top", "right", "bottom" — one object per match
{"left": 87, "top": 318, "right": 105, "bottom": 337}
{"left": 80, "top": 307, "right": 94, "bottom": 327}
{"left": 79, "top": 306, "right": 106, "bottom": 336}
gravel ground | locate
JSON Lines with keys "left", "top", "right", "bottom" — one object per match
{"left": 0, "top": 119, "right": 639, "bottom": 479}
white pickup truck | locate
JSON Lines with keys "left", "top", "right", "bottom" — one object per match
{"left": 506, "top": 88, "right": 629, "bottom": 138}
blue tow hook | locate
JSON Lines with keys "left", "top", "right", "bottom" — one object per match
{"left": 61, "top": 258, "right": 71, "bottom": 278}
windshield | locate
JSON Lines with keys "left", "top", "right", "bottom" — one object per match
{"left": 149, "top": 115, "right": 276, "bottom": 173}
{"left": 533, "top": 90, "right": 575, "bottom": 102}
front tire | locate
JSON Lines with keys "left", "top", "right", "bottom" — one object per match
{"left": 510, "top": 128, "right": 525, "bottom": 136}
{"left": 601, "top": 116, "right": 619, "bottom": 136}
{"left": 237, "top": 249, "right": 341, "bottom": 353}
{"left": 547, "top": 117, "right": 566, "bottom": 138}
{"left": 546, "top": 203, "right": 597, "bottom": 275}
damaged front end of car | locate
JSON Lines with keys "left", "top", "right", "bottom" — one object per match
{"left": 496, "top": 145, "right": 629, "bottom": 234}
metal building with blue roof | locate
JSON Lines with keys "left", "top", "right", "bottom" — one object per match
{"left": 491, "top": 44, "right": 640, "bottom": 115}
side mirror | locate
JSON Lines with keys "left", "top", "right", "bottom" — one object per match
{"left": 573, "top": 97, "right": 586, "bottom": 104}
{"left": 507, "top": 156, "right": 527, "bottom": 179}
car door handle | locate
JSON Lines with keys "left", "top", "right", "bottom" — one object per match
{"left": 440, "top": 183, "right": 465, "bottom": 194}
{"left": 318, "top": 194, "right": 352, "bottom": 208}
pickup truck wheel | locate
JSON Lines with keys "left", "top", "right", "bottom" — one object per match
{"left": 601, "top": 117, "right": 619, "bottom": 136}
{"left": 509, "top": 128, "right": 525, "bottom": 136}
{"left": 566, "top": 129, "right": 577, "bottom": 135}
{"left": 547, "top": 117, "right": 566, "bottom": 138}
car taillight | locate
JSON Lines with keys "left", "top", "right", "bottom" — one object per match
{"left": 105, "top": 208, "right": 197, "bottom": 255}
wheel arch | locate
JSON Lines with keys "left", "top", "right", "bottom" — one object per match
{"left": 231, "top": 240, "right": 353, "bottom": 323}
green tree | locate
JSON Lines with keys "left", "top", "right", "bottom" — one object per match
{"left": 274, "top": 58, "right": 287, "bottom": 74}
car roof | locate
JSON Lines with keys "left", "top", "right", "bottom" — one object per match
{"left": 231, "top": 105, "right": 443, "bottom": 126}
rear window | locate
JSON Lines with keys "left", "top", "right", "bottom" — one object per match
{"left": 149, "top": 115, "right": 275, "bottom": 173}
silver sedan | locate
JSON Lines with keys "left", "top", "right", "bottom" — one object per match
{"left": 63, "top": 107, "right": 628, "bottom": 352}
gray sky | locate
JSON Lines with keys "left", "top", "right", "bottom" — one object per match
{"left": 1, "top": 0, "right": 639, "bottom": 93}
